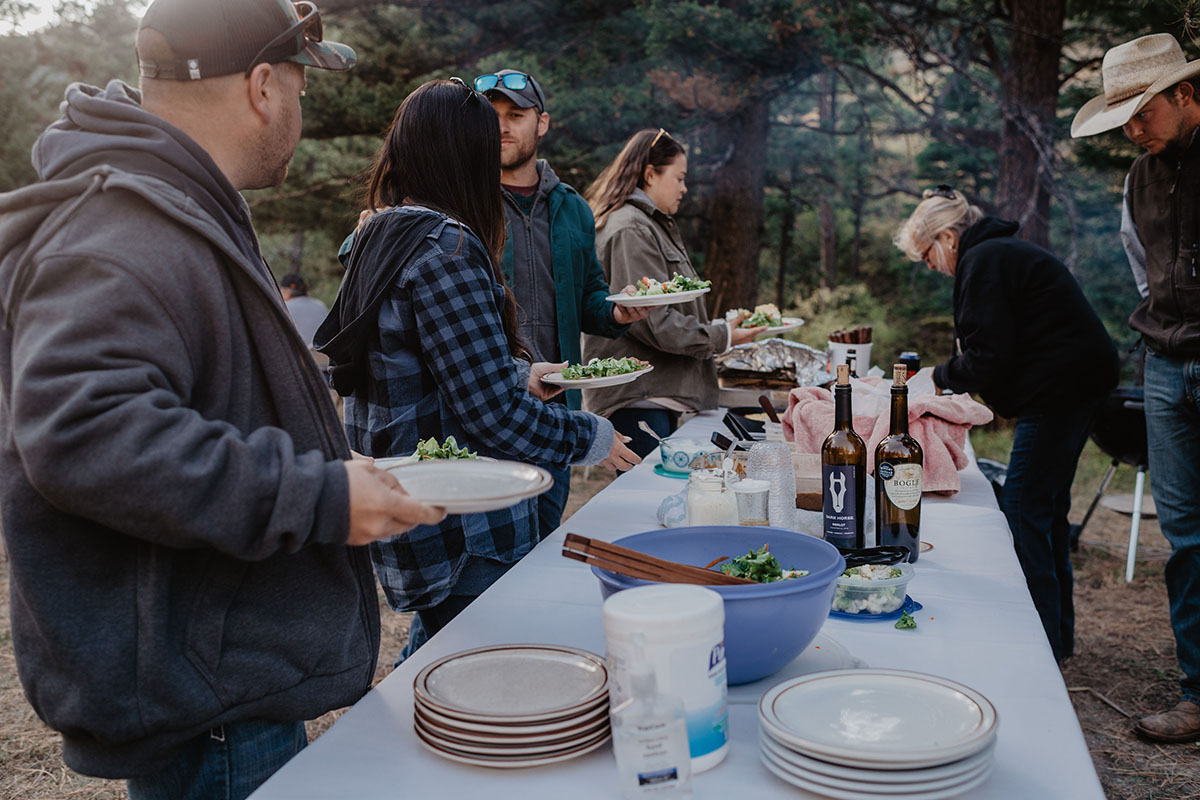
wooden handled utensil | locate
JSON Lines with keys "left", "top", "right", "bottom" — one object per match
{"left": 758, "top": 394, "right": 781, "bottom": 424}
{"left": 562, "top": 533, "right": 753, "bottom": 586}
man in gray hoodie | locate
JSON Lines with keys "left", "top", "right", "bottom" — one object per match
{"left": 0, "top": 1, "right": 443, "bottom": 798}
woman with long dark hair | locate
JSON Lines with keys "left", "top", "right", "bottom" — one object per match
{"left": 317, "top": 79, "right": 639, "bottom": 661}
{"left": 581, "top": 129, "right": 765, "bottom": 456}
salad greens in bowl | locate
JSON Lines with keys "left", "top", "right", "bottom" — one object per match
{"left": 590, "top": 526, "right": 844, "bottom": 684}
{"left": 719, "top": 544, "right": 810, "bottom": 582}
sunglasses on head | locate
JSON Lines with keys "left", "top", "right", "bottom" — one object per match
{"left": 449, "top": 76, "right": 484, "bottom": 107}
{"left": 650, "top": 127, "right": 671, "bottom": 149}
{"left": 474, "top": 72, "right": 544, "bottom": 112}
{"left": 245, "top": 1, "right": 323, "bottom": 77}
{"left": 474, "top": 73, "right": 529, "bottom": 92}
{"left": 927, "top": 184, "right": 957, "bottom": 200}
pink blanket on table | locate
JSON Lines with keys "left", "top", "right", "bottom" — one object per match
{"left": 782, "top": 380, "right": 994, "bottom": 494}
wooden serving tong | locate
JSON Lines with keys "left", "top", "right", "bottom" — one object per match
{"left": 562, "top": 533, "right": 753, "bottom": 586}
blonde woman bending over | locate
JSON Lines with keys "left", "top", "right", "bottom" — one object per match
{"left": 894, "top": 185, "right": 1117, "bottom": 663}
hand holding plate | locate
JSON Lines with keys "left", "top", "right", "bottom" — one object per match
{"left": 611, "top": 285, "right": 652, "bottom": 324}
{"left": 529, "top": 361, "right": 567, "bottom": 400}
{"left": 344, "top": 459, "right": 446, "bottom": 545}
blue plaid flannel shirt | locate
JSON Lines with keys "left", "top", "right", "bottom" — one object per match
{"left": 343, "top": 207, "right": 599, "bottom": 612}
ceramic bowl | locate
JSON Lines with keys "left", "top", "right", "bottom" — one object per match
{"left": 658, "top": 437, "right": 713, "bottom": 474}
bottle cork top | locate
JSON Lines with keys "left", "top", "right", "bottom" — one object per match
{"left": 893, "top": 364, "right": 907, "bottom": 386}
{"left": 836, "top": 363, "right": 850, "bottom": 384}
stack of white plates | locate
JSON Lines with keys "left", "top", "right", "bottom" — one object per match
{"left": 413, "top": 644, "right": 611, "bottom": 768}
{"left": 757, "top": 669, "right": 999, "bottom": 800}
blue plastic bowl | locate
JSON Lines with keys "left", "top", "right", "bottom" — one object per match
{"left": 591, "top": 526, "right": 845, "bottom": 685}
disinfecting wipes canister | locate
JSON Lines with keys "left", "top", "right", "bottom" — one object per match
{"left": 602, "top": 585, "right": 729, "bottom": 772}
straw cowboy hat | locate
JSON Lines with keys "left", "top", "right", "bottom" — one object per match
{"left": 1071, "top": 33, "right": 1200, "bottom": 138}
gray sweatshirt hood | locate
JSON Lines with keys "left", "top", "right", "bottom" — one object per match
{"left": 30, "top": 80, "right": 260, "bottom": 263}
{"left": 1, "top": 81, "right": 277, "bottom": 325}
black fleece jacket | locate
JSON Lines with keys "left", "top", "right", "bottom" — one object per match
{"left": 933, "top": 218, "right": 1118, "bottom": 418}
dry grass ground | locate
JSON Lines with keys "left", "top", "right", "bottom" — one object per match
{"left": 2, "top": 455, "right": 1197, "bottom": 799}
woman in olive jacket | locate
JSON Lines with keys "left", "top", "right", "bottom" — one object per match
{"left": 894, "top": 186, "right": 1118, "bottom": 663}
{"left": 581, "top": 129, "right": 764, "bottom": 456}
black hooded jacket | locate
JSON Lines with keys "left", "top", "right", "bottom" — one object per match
{"left": 932, "top": 218, "right": 1118, "bottom": 418}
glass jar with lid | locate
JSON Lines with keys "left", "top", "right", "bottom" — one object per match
{"left": 685, "top": 468, "right": 738, "bottom": 526}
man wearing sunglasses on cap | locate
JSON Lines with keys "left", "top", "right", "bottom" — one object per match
{"left": 0, "top": 1, "right": 445, "bottom": 797}
{"left": 476, "top": 69, "right": 650, "bottom": 536}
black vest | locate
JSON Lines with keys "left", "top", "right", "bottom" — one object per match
{"left": 1126, "top": 129, "right": 1200, "bottom": 356}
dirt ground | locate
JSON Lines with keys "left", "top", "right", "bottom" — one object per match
{"left": 2, "top": 456, "right": 1198, "bottom": 799}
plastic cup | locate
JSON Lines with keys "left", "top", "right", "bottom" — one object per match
{"left": 732, "top": 479, "right": 771, "bottom": 527}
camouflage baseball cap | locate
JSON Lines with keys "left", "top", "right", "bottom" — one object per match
{"left": 138, "top": 0, "right": 356, "bottom": 81}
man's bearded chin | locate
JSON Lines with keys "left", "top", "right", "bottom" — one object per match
{"left": 502, "top": 136, "right": 540, "bottom": 171}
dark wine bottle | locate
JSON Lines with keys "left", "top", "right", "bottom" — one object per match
{"left": 875, "top": 364, "right": 924, "bottom": 562}
{"left": 822, "top": 364, "right": 866, "bottom": 549}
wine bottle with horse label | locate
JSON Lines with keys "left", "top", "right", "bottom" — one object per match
{"left": 822, "top": 364, "right": 866, "bottom": 549}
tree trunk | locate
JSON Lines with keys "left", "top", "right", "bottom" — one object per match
{"left": 703, "top": 97, "right": 769, "bottom": 314}
{"left": 776, "top": 177, "right": 794, "bottom": 310}
{"left": 995, "top": 0, "right": 1064, "bottom": 248}
{"left": 818, "top": 72, "right": 837, "bottom": 286}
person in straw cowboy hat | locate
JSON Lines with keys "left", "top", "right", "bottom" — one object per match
{"left": 1072, "top": 33, "right": 1200, "bottom": 744}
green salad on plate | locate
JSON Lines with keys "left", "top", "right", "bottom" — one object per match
{"left": 632, "top": 273, "right": 711, "bottom": 296}
{"left": 413, "top": 436, "right": 477, "bottom": 460}
{"left": 560, "top": 357, "right": 650, "bottom": 380}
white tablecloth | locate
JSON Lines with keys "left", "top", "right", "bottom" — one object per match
{"left": 252, "top": 411, "right": 1104, "bottom": 799}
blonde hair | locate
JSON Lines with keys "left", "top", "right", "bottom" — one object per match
{"left": 893, "top": 188, "right": 984, "bottom": 262}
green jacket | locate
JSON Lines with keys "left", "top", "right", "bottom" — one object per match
{"left": 500, "top": 168, "right": 628, "bottom": 410}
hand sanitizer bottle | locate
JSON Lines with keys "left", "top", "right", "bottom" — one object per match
{"left": 611, "top": 635, "right": 693, "bottom": 798}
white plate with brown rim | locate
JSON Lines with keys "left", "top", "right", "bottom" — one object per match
{"left": 413, "top": 644, "right": 609, "bottom": 723}
{"left": 757, "top": 669, "right": 998, "bottom": 769}
{"left": 606, "top": 287, "right": 709, "bottom": 307}
{"left": 413, "top": 723, "right": 611, "bottom": 769}
{"left": 381, "top": 460, "right": 552, "bottom": 514}
{"left": 413, "top": 694, "right": 609, "bottom": 734}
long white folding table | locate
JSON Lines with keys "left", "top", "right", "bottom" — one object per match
{"left": 253, "top": 410, "right": 1104, "bottom": 799}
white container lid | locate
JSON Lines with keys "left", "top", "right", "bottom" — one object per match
{"left": 603, "top": 584, "right": 724, "bottom": 641}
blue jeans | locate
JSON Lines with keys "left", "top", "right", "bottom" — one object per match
{"left": 396, "top": 556, "right": 513, "bottom": 666}
{"left": 1144, "top": 350, "right": 1200, "bottom": 704}
{"left": 537, "top": 464, "right": 572, "bottom": 541}
{"left": 126, "top": 720, "right": 306, "bottom": 800}
{"left": 609, "top": 408, "right": 678, "bottom": 461}
{"left": 1001, "top": 399, "right": 1101, "bottom": 662}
